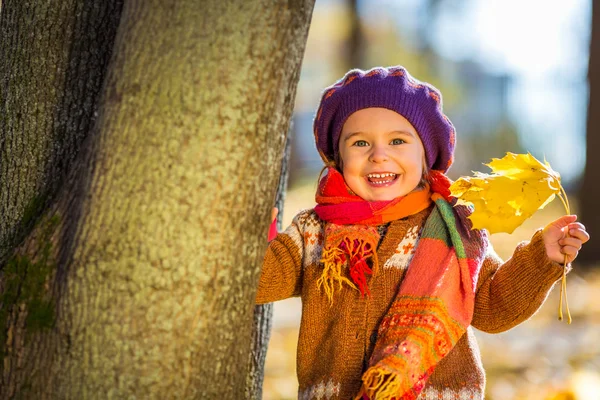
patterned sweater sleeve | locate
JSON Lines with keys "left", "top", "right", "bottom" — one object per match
{"left": 470, "top": 229, "right": 569, "bottom": 333}
{"left": 255, "top": 210, "right": 308, "bottom": 304}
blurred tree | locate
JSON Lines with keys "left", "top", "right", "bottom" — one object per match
{"left": 0, "top": 0, "right": 314, "bottom": 398}
{"left": 467, "top": 119, "right": 523, "bottom": 174}
{"left": 418, "top": 0, "right": 442, "bottom": 75}
{"left": 347, "top": 0, "right": 366, "bottom": 70}
{"left": 580, "top": 0, "right": 600, "bottom": 266}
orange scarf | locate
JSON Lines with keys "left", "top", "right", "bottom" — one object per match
{"left": 313, "top": 168, "right": 432, "bottom": 301}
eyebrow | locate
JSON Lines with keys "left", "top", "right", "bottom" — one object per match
{"left": 343, "top": 130, "right": 416, "bottom": 141}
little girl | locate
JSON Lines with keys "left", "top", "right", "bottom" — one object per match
{"left": 255, "top": 66, "right": 589, "bottom": 400}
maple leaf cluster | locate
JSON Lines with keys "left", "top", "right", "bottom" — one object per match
{"left": 450, "top": 153, "right": 563, "bottom": 234}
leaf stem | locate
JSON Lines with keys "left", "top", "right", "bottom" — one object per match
{"left": 559, "top": 184, "right": 571, "bottom": 214}
{"left": 556, "top": 191, "right": 570, "bottom": 215}
{"left": 556, "top": 187, "right": 572, "bottom": 324}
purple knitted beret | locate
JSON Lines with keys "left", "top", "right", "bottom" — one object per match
{"left": 313, "top": 66, "right": 456, "bottom": 172}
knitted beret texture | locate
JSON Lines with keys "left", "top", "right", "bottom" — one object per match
{"left": 313, "top": 66, "right": 456, "bottom": 172}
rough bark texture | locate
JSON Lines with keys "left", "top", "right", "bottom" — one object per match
{"left": 246, "top": 303, "right": 274, "bottom": 399}
{"left": 0, "top": 0, "right": 124, "bottom": 265}
{"left": 580, "top": 0, "right": 600, "bottom": 266}
{"left": 1, "top": 0, "right": 314, "bottom": 398}
{"left": 245, "top": 133, "right": 292, "bottom": 399}
{"left": 0, "top": 0, "right": 124, "bottom": 397}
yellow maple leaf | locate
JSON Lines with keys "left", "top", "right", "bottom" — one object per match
{"left": 450, "top": 152, "right": 573, "bottom": 323}
{"left": 449, "top": 152, "right": 563, "bottom": 234}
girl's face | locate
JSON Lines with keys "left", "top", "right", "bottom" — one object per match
{"left": 338, "top": 107, "right": 425, "bottom": 201}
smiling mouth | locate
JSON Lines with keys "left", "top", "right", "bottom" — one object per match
{"left": 366, "top": 173, "right": 399, "bottom": 186}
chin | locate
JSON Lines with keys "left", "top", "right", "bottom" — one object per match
{"left": 354, "top": 182, "right": 418, "bottom": 201}
{"left": 365, "top": 192, "right": 401, "bottom": 202}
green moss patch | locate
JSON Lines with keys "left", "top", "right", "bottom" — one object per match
{"left": 0, "top": 215, "right": 59, "bottom": 360}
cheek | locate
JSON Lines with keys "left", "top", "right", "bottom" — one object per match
{"left": 413, "top": 153, "right": 425, "bottom": 172}
{"left": 393, "top": 147, "right": 423, "bottom": 168}
{"left": 340, "top": 154, "right": 365, "bottom": 192}
{"left": 406, "top": 146, "right": 425, "bottom": 170}
{"left": 340, "top": 150, "right": 359, "bottom": 173}
{"left": 342, "top": 160, "right": 360, "bottom": 181}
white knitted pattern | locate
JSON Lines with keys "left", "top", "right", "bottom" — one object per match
{"left": 295, "top": 210, "right": 324, "bottom": 267}
{"left": 282, "top": 213, "right": 305, "bottom": 260}
{"left": 418, "top": 386, "right": 483, "bottom": 400}
{"left": 298, "top": 378, "right": 341, "bottom": 400}
{"left": 383, "top": 225, "right": 421, "bottom": 269}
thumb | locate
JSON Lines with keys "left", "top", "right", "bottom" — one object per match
{"left": 550, "top": 215, "right": 577, "bottom": 230}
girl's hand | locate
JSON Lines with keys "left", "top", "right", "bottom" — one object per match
{"left": 542, "top": 215, "right": 590, "bottom": 264}
{"left": 268, "top": 208, "right": 279, "bottom": 242}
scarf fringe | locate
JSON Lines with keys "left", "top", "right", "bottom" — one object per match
{"left": 354, "top": 367, "right": 405, "bottom": 400}
{"left": 344, "top": 237, "right": 378, "bottom": 296}
{"left": 317, "top": 245, "right": 358, "bottom": 304}
{"left": 318, "top": 236, "right": 379, "bottom": 303}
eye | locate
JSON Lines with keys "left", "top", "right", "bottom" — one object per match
{"left": 352, "top": 140, "right": 369, "bottom": 147}
{"left": 391, "top": 138, "right": 405, "bottom": 145}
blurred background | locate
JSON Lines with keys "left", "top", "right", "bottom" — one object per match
{"left": 262, "top": 0, "right": 600, "bottom": 399}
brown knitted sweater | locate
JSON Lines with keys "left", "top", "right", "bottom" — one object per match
{"left": 256, "top": 207, "right": 566, "bottom": 399}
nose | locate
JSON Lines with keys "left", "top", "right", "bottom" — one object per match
{"left": 368, "top": 143, "right": 389, "bottom": 163}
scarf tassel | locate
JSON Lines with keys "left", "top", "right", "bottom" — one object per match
{"left": 318, "top": 237, "right": 378, "bottom": 303}
{"left": 354, "top": 368, "right": 404, "bottom": 400}
{"left": 349, "top": 257, "right": 372, "bottom": 297}
{"left": 317, "top": 246, "right": 358, "bottom": 304}
{"left": 343, "top": 237, "right": 378, "bottom": 297}
{"left": 355, "top": 365, "right": 430, "bottom": 400}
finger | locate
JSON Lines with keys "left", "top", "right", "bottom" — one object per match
{"left": 568, "top": 227, "right": 590, "bottom": 242}
{"left": 271, "top": 207, "right": 279, "bottom": 221}
{"left": 559, "top": 237, "right": 583, "bottom": 250}
{"left": 563, "top": 253, "right": 577, "bottom": 264}
{"left": 567, "top": 222, "right": 586, "bottom": 231}
{"left": 561, "top": 245, "right": 579, "bottom": 258}
{"left": 551, "top": 215, "right": 578, "bottom": 230}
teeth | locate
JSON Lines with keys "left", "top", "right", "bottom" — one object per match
{"left": 367, "top": 173, "right": 396, "bottom": 178}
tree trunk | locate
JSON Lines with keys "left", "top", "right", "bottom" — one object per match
{"left": 347, "top": 0, "right": 365, "bottom": 70}
{"left": 0, "top": 0, "right": 314, "bottom": 398}
{"left": 580, "top": 0, "right": 600, "bottom": 266}
{"left": 1, "top": 0, "right": 124, "bottom": 395}
{"left": 0, "top": 0, "right": 124, "bottom": 265}
{"left": 246, "top": 133, "right": 292, "bottom": 399}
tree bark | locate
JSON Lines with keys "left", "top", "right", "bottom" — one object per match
{"left": 0, "top": 0, "right": 314, "bottom": 398}
{"left": 0, "top": 0, "right": 124, "bottom": 396}
{"left": 246, "top": 133, "right": 292, "bottom": 399}
{"left": 0, "top": 0, "right": 124, "bottom": 265}
{"left": 580, "top": 0, "right": 600, "bottom": 266}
